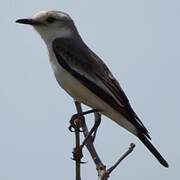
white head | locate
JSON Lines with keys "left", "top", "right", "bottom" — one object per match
{"left": 16, "top": 10, "right": 79, "bottom": 44}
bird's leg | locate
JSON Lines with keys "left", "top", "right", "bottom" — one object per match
{"left": 72, "top": 112, "right": 101, "bottom": 162}
{"left": 69, "top": 109, "right": 99, "bottom": 132}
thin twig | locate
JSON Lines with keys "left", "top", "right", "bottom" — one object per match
{"left": 74, "top": 101, "right": 82, "bottom": 180}
{"left": 106, "top": 143, "right": 135, "bottom": 175}
{"left": 91, "top": 112, "right": 101, "bottom": 142}
{"left": 74, "top": 102, "right": 107, "bottom": 179}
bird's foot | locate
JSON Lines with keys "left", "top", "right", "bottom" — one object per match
{"left": 68, "top": 109, "right": 99, "bottom": 132}
{"left": 69, "top": 114, "right": 85, "bottom": 132}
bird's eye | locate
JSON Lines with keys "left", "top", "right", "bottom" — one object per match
{"left": 46, "top": 17, "right": 56, "bottom": 23}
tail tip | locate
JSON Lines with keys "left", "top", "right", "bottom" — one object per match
{"left": 138, "top": 133, "right": 169, "bottom": 168}
{"left": 161, "top": 160, "right": 169, "bottom": 168}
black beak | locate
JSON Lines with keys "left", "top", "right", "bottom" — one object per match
{"left": 16, "top": 18, "right": 42, "bottom": 25}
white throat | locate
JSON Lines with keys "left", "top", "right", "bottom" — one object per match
{"left": 34, "top": 26, "right": 73, "bottom": 45}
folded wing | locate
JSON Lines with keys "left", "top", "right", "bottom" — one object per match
{"left": 52, "top": 37, "right": 150, "bottom": 139}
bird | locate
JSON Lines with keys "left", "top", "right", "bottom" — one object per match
{"left": 16, "top": 10, "right": 168, "bottom": 167}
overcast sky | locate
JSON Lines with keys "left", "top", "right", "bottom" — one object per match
{"left": 0, "top": 0, "right": 179, "bottom": 179}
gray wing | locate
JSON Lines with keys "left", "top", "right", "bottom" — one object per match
{"left": 52, "top": 37, "right": 150, "bottom": 138}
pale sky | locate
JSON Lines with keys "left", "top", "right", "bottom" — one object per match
{"left": 0, "top": 0, "right": 179, "bottom": 179}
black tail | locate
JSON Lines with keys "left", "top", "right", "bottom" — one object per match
{"left": 138, "top": 133, "right": 168, "bottom": 168}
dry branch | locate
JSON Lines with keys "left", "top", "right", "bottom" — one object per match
{"left": 73, "top": 101, "right": 136, "bottom": 180}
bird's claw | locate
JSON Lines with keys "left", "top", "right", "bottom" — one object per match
{"left": 69, "top": 114, "right": 85, "bottom": 132}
